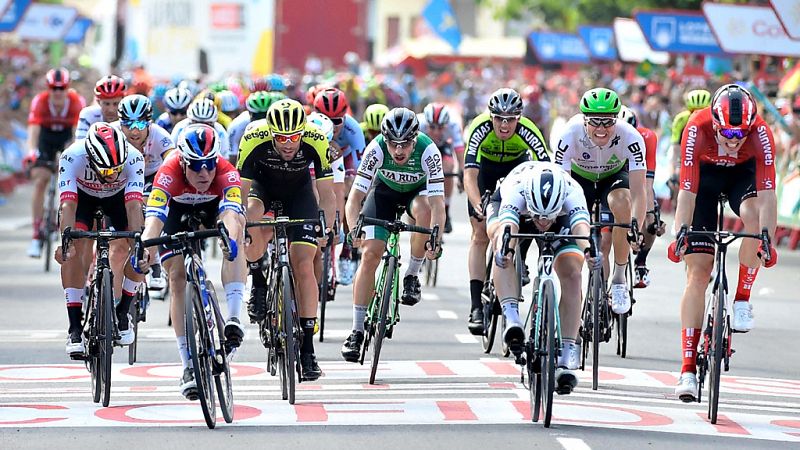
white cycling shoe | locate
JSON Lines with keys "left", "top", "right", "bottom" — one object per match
{"left": 27, "top": 239, "right": 42, "bottom": 258}
{"left": 65, "top": 332, "right": 85, "bottom": 355}
{"left": 610, "top": 283, "right": 631, "bottom": 314}
{"left": 555, "top": 341, "right": 581, "bottom": 395}
{"left": 675, "top": 372, "right": 698, "bottom": 403}
{"left": 732, "top": 301, "right": 754, "bottom": 333}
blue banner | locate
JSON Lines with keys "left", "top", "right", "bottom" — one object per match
{"left": 63, "top": 16, "right": 92, "bottom": 44}
{"left": 634, "top": 10, "right": 723, "bottom": 55}
{"left": 422, "top": 0, "right": 462, "bottom": 51}
{"left": 528, "top": 31, "right": 590, "bottom": 64}
{"left": 0, "top": 0, "right": 31, "bottom": 32}
{"left": 577, "top": 26, "right": 617, "bottom": 60}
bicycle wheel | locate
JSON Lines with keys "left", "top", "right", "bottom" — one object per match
{"left": 281, "top": 266, "right": 298, "bottom": 404}
{"left": 210, "top": 281, "right": 234, "bottom": 424}
{"left": 99, "top": 268, "right": 114, "bottom": 407}
{"left": 185, "top": 283, "right": 216, "bottom": 429}
{"left": 86, "top": 282, "right": 101, "bottom": 404}
{"left": 481, "top": 288, "right": 498, "bottom": 353}
{"left": 370, "top": 256, "right": 396, "bottom": 385}
{"left": 708, "top": 292, "right": 725, "bottom": 424}
{"left": 540, "top": 281, "right": 556, "bottom": 428}
{"left": 319, "top": 245, "right": 330, "bottom": 343}
{"left": 128, "top": 293, "right": 139, "bottom": 365}
{"left": 43, "top": 177, "right": 56, "bottom": 272}
{"left": 590, "top": 270, "right": 602, "bottom": 391}
{"left": 529, "top": 291, "right": 542, "bottom": 423}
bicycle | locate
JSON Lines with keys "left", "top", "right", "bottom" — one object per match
{"left": 62, "top": 211, "right": 140, "bottom": 407}
{"left": 40, "top": 162, "right": 58, "bottom": 272}
{"left": 500, "top": 225, "right": 591, "bottom": 427}
{"left": 352, "top": 214, "right": 439, "bottom": 385}
{"left": 674, "top": 195, "right": 771, "bottom": 424}
{"left": 134, "top": 216, "right": 237, "bottom": 429}
{"left": 127, "top": 280, "right": 149, "bottom": 365}
{"left": 318, "top": 211, "right": 339, "bottom": 343}
{"left": 246, "top": 209, "right": 324, "bottom": 404}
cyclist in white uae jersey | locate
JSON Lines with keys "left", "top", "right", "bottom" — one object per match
{"left": 552, "top": 88, "right": 647, "bottom": 315}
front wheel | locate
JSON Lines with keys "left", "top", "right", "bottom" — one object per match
{"left": 708, "top": 292, "right": 725, "bottom": 424}
{"left": 370, "top": 256, "right": 396, "bottom": 385}
{"left": 540, "top": 281, "right": 556, "bottom": 428}
{"left": 185, "top": 283, "right": 216, "bottom": 429}
{"left": 99, "top": 268, "right": 114, "bottom": 407}
{"left": 281, "top": 266, "right": 299, "bottom": 404}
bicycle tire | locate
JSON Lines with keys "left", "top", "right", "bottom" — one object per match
{"left": 319, "top": 245, "right": 330, "bottom": 342}
{"left": 43, "top": 176, "right": 56, "bottom": 272}
{"left": 185, "top": 283, "right": 216, "bottom": 429}
{"left": 591, "top": 269, "right": 602, "bottom": 391}
{"left": 128, "top": 293, "right": 139, "bottom": 365}
{"left": 99, "top": 268, "right": 114, "bottom": 407}
{"left": 616, "top": 313, "right": 627, "bottom": 359}
{"left": 708, "top": 291, "right": 725, "bottom": 424}
{"left": 370, "top": 256, "right": 396, "bottom": 385}
{"left": 86, "top": 282, "right": 101, "bottom": 404}
{"left": 529, "top": 289, "right": 542, "bottom": 423}
{"left": 481, "top": 290, "right": 498, "bottom": 354}
{"left": 210, "top": 281, "right": 234, "bottom": 424}
{"left": 541, "top": 281, "right": 556, "bottom": 428}
{"left": 281, "top": 266, "right": 298, "bottom": 404}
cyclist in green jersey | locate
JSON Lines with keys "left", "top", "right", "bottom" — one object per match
{"left": 463, "top": 88, "right": 550, "bottom": 335}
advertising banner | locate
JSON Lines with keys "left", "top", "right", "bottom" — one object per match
{"left": 63, "top": 16, "right": 92, "bottom": 45}
{"left": 0, "top": 0, "right": 31, "bottom": 33}
{"left": 577, "top": 25, "right": 617, "bottom": 60}
{"left": 528, "top": 31, "right": 590, "bottom": 64}
{"left": 15, "top": 3, "right": 78, "bottom": 41}
{"left": 634, "top": 10, "right": 723, "bottom": 55}
{"left": 703, "top": 2, "right": 800, "bottom": 56}
{"left": 770, "top": 0, "right": 800, "bottom": 40}
{"left": 613, "top": 18, "right": 669, "bottom": 64}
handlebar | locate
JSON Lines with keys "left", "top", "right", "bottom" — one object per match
{"left": 675, "top": 225, "right": 771, "bottom": 260}
{"left": 501, "top": 225, "right": 593, "bottom": 257}
{"left": 132, "top": 222, "right": 234, "bottom": 272}
{"left": 246, "top": 217, "right": 322, "bottom": 236}
{"left": 61, "top": 226, "right": 140, "bottom": 261}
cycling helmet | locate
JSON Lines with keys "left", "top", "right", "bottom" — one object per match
{"left": 267, "top": 74, "right": 286, "bottom": 92}
{"left": 178, "top": 123, "right": 220, "bottom": 161}
{"left": 308, "top": 112, "right": 335, "bottom": 141}
{"left": 187, "top": 99, "right": 219, "bottom": 124}
{"left": 314, "top": 88, "right": 349, "bottom": 118}
{"left": 46, "top": 68, "right": 70, "bottom": 88}
{"left": 381, "top": 107, "right": 419, "bottom": 141}
{"left": 177, "top": 79, "right": 199, "bottom": 96}
{"left": 163, "top": 87, "right": 192, "bottom": 112}
{"left": 363, "top": 104, "right": 389, "bottom": 131}
{"left": 488, "top": 88, "right": 523, "bottom": 115}
{"left": 208, "top": 81, "right": 226, "bottom": 93}
{"left": 685, "top": 89, "right": 711, "bottom": 112}
{"left": 118, "top": 94, "right": 153, "bottom": 122}
{"left": 217, "top": 90, "right": 240, "bottom": 113}
{"left": 306, "top": 83, "right": 332, "bottom": 105}
{"left": 423, "top": 103, "right": 450, "bottom": 126}
{"left": 711, "top": 84, "right": 757, "bottom": 130}
{"left": 152, "top": 84, "right": 169, "bottom": 99}
{"left": 617, "top": 105, "right": 638, "bottom": 128}
{"left": 245, "top": 91, "right": 273, "bottom": 114}
{"left": 580, "top": 88, "right": 621, "bottom": 115}
{"left": 249, "top": 77, "right": 270, "bottom": 93}
{"left": 522, "top": 163, "right": 567, "bottom": 220}
{"left": 94, "top": 75, "right": 127, "bottom": 99}
{"left": 522, "top": 85, "right": 542, "bottom": 102}
{"left": 85, "top": 122, "right": 128, "bottom": 173}
{"left": 267, "top": 99, "right": 306, "bottom": 134}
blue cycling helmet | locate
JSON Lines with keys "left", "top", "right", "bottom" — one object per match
{"left": 267, "top": 74, "right": 286, "bottom": 91}
{"left": 118, "top": 94, "right": 153, "bottom": 122}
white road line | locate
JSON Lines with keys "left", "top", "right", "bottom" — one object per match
{"left": 422, "top": 292, "right": 440, "bottom": 302}
{"left": 455, "top": 334, "right": 479, "bottom": 344}
{"left": 557, "top": 438, "right": 591, "bottom": 450}
{"left": 437, "top": 310, "right": 458, "bottom": 320}
{"left": 320, "top": 329, "right": 351, "bottom": 339}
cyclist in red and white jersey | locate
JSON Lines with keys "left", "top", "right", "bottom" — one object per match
{"left": 668, "top": 84, "right": 778, "bottom": 401}
{"left": 55, "top": 123, "right": 145, "bottom": 355}
{"left": 75, "top": 75, "right": 127, "bottom": 140}
{"left": 27, "top": 68, "right": 85, "bottom": 257}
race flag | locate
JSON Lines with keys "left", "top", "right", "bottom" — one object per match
{"left": 422, "top": 0, "right": 462, "bottom": 51}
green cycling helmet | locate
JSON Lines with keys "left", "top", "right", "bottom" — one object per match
{"left": 580, "top": 88, "right": 621, "bottom": 115}
{"left": 685, "top": 89, "right": 711, "bottom": 112}
{"left": 247, "top": 91, "right": 275, "bottom": 114}
{"left": 363, "top": 103, "right": 389, "bottom": 131}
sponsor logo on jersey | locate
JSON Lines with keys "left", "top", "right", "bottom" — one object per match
{"left": 424, "top": 152, "right": 442, "bottom": 175}
{"left": 554, "top": 140, "right": 569, "bottom": 164}
{"left": 610, "top": 135, "right": 621, "bottom": 147}
{"left": 226, "top": 171, "right": 240, "bottom": 183}
{"left": 517, "top": 127, "right": 547, "bottom": 158}
{"left": 161, "top": 137, "right": 172, "bottom": 148}
{"left": 380, "top": 170, "right": 424, "bottom": 184}
{"left": 244, "top": 129, "right": 271, "bottom": 141}
{"left": 757, "top": 125, "right": 773, "bottom": 166}
{"left": 582, "top": 152, "right": 591, "bottom": 160}
{"left": 148, "top": 188, "right": 169, "bottom": 208}
{"left": 684, "top": 126, "right": 697, "bottom": 167}
{"left": 468, "top": 122, "right": 492, "bottom": 151}
{"left": 627, "top": 141, "right": 644, "bottom": 163}
{"left": 224, "top": 186, "right": 242, "bottom": 204}
{"left": 156, "top": 173, "right": 174, "bottom": 187}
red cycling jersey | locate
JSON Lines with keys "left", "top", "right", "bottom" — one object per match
{"left": 637, "top": 126, "right": 658, "bottom": 178}
{"left": 27, "top": 90, "right": 84, "bottom": 131}
{"left": 679, "top": 108, "right": 776, "bottom": 194}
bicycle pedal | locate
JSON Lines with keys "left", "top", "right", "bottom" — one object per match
{"left": 69, "top": 352, "right": 88, "bottom": 361}
{"left": 514, "top": 354, "right": 526, "bottom": 366}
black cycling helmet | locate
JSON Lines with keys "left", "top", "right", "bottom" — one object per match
{"left": 381, "top": 107, "right": 419, "bottom": 141}
{"left": 488, "top": 88, "right": 523, "bottom": 115}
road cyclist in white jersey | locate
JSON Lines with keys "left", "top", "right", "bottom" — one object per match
{"left": 227, "top": 91, "right": 286, "bottom": 166}
{"left": 552, "top": 88, "right": 647, "bottom": 315}
{"left": 155, "top": 87, "right": 192, "bottom": 135}
{"left": 75, "top": 75, "right": 127, "bottom": 140}
{"left": 171, "top": 99, "right": 231, "bottom": 161}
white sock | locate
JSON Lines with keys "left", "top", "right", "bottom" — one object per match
{"left": 224, "top": 282, "right": 245, "bottom": 319}
{"left": 65, "top": 287, "right": 84, "bottom": 307}
{"left": 177, "top": 335, "right": 190, "bottom": 368}
{"left": 612, "top": 262, "right": 627, "bottom": 284}
{"left": 122, "top": 276, "right": 141, "bottom": 296}
{"left": 353, "top": 305, "right": 367, "bottom": 332}
{"left": 405, "top": 256, "right": 425, "bottom": 278}
{"left": 500, "top": 297, "right": 520, "bottom": 323}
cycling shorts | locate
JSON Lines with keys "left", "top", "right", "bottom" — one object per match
{"left": 35, "top": 128, "right": 73, "bottom": 170}
{"left": 248, "top": 179, "right": 319, "bottom": 247}
{"left": 74, "top": 190, "right": 129, "bottom": 232}
{"left": 467, "top": 156, "right": 529, "bottom": 217}
{"left": 360, "top": 178, "right": 424, "bottom": 242}
{"left": 572, "top": 169, "right": 629, "bottom": 218}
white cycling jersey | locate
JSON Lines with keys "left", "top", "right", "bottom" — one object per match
{"left": 491, "top": 161, "right": 590, "bottom": 229}
{"left": 552, "top": 114, "right": 646, "bottom": 182}
{"left": 110, "top": 121, "right": 174, "bottom": 177}
{"left": 74, "top": 105, "right": 104, "bottom": 140}
{"left": 171, "top": 118, "right": 231, "bottom": 158}
{"left": 227, "top": 111, "right": 251, "bottom": 157}
{"left": 58, "top": 141, "right": 145, "bottom": 202}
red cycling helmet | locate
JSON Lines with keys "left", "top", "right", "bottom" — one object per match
{"left": 94, "top": 75, "right": 127, "bottom": 99}
{"left": 314, "top": 88, "right": 349, "bottom": 119}
{"left": 46, "top": 68, "right": 70, "bottom": 88}
{"left": 522, "top": 85, "right": 541, "bottom": 102}
{"left": 711, "top": 84, "right": 757, "bottom": 131}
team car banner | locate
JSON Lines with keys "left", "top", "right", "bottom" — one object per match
{"left": 703, "top": 2, "right": 800, "bottom": 57}
{"left": 634, "top": 9, "right": 724, "bottom": 55}
{"left": 577, "top": 26, "right": 617, "bottom": 61}
{"left": 528, "top": 31, "right": 590, "bottom": 64}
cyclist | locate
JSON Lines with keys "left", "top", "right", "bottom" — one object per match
{"left": 55, "top": 123, "right": 145, "bottom": 354}
{"left": 227, "top": 91, "right": 285, "bottom": 165}
{"left": 463, "top": 88, "right": 550, "bottom": 335}
{"left": 26, "top": 68, "right": 85, "bottom": 258}
{"left": 239, "top": 99, "right": 335, "bottom": 381}
{"left": 617, "top": 106, "right": 664, "bottom": 288}
{"left": 171, "top": 99, "right": 231, "bottom": 161}
{"left": 112, "top": 95, "right": 175, "bottom": 187}
{"left": 553, "top": 88, "right": 647, "bottom": 315}
{"left": 340, "top": 107, "right": 445, "bottom": 362}
{"left": 136, "top": 124, "right": 246, "bottom": 399}
{"left": 668, "top": 84, "right": 777, "bottom": 402}
{"left": 670, "top": 89, "right": 711, "bottom": 197}
{"left": 419, "top": 103, "right": 465, "bottom": 233}
{"left": 217, "top": 90, "right": 242, "bottom": 119}
{"left": 360, "top": 103, "right": 389, "bottom": 143}
{"left": 313, "top": 88, "right": 366, "bottom": 286}
{"left": 75, "top": 75, "right": 127, "bottom": 140}
{"left": 156, "top": 87, "right": 193, "bottom": 134}
{"left": 488, "top": 161, "right": 592, "bottom": 394}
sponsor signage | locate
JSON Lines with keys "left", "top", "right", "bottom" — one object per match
{"left": 634, "top": 9, "right": 723, "bottom": 55}
{"left": 703, "top": 2, "right": 800, "bottom": 56}
{"left": 613, "top": 18, "right": 669, "bottom": 64}
{"left": 15, "top": 3, "right": 77, "bottom": 41}
{"left": 528, "top": 31, "right": 590, "bottom": 64}
{"left": 770, "top": 0, "right": 800, "bottom": 40}
{"left": 577, "top": 25, "right": 617, "bottom": 60}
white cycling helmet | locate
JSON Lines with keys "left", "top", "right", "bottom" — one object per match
{"left": 163, "top": 87, "right": 192, "bottom": 112}
{"left": 307, "top": 112, "right": 334, "bottom": 141}
{"left": 217, "top": 90, "right": 241, "bottom": 113}
{"left": 187, "top": 98, "right": 218, "bottom": 124}
{"left": 617, "top": 105, "right": 638, "bottom": 128}
{"left": 522, "top": 163, "right": 567, "bottom": 220}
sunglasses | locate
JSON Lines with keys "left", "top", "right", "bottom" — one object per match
{"left": 97, "top": 165, "right": 124, "bottom": 178}
{"left": 121, "top": 119, "right": 148, "bottom": 130}
{"left": 168, "top": 109, "right": 188, "bottom": 116}
{"left": 50, "top": 86, "right": 66, "bottom": 91}
{"left": 184, "top": 157, "right": 217, "bottom": 172}
{"left": 717, "top": 128, "right": 748, "bottom": 140}
{"left": 273, "top": 132, "right": 303, "bottom": 144}
{"left": 388, "top": 139, "right": 414, "bottom": 149}
{"left": 330, "top": 117, "right": 344, "bottom": 126}
{"left": 586, "top": 117, "right": 617, "bottom": 128}
{"left": 491, "top": 114, "right": 520, "bottom": 122}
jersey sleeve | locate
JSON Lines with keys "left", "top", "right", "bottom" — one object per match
{"left": 553, "top": 133, "right": 574, "bottom": 173}
{"left": 27, "top": 93, "right": 46, "bottom": 125}
{"left": 518, "top": 117, "right": 551, "bottom": 162}
{"left": 753, "top": 122, "right": 777, "bottom": 191}
{"left": 679, "top": 117, "right": 704, "bottom": 194}
{"left": 67, "top": 92, "right": 84, "bottom": 126}
{"left": 422, "top": 143, "right": 445, "bottom": 197}
{"left": 57, "top": 147, "right": 80, "bottom": 203}
{"left": 75, "top": 108, "right": 93, "bottom": 140}
{"left": 464, "top": 115, "right": 491, "bottom": 169}
{"left": 641, "top": 128, "right": 658, "bottom": 178}
{"left": 563, "top": 178, "right": 590, "bottom": 229}
{"left": 236, "top": 125, "right": 267, "bottom": 180}
{"left": 623, "top": 125, "right": 647, "bottom": 172}
{"left": 215, "top": 160, "right": 244, "bottom": 214}
{"left": 123, "top": 148, "right": 145, "bottom": 203}
{"left": 671, "top": 111, "right": 690, "bottom": 144}
{"left": 353, "top": 140, "right": 384, "bottom": 193}
{"left": 496, "top": 181, "right": 524, "bottom": 226}
{"left": 306, "top": 126, "right": 332, "bottom": 180}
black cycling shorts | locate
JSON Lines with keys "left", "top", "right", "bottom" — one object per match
{"left": 360, "top": 179, "right": 424, "bottom": 242}
{"left": 35, "top": 128, "right": 73, "bottom": 170}
{"left": 467, "top": 156, "right": 529, "bottom": 217}
{"left": 158, "top": 200, "right": 219, "bottom": 262}
{"left": 572, "top": 169, "right": 629, "bottom": 219}
{"left": 248, "top": 179, "right": 319, "bottom": 246}
{"left": 75, "top": 190, "right": 129, "bottom": 232}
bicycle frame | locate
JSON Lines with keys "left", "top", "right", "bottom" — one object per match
{"left": 366, "top": 231, "right": 401, "bottom": 332}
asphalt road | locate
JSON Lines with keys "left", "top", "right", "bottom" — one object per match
{"left": 1, "top": 184, "right": 799, "bottom": 450}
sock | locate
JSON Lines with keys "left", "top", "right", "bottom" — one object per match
{"left": 734, "top": 264, "right": 759, "bottom": 302}
{"left": 634, "top": 244, "right": 652, "bottom": 266}
{"left": 224, "top": 282, "right": 245, "bottom": 319}
{"left": 405, "top": 256, "right": 424, "bottom": 278}
{"left": 249, "top": 260, "right": 266, "bottom": 287}
{"left": 470, "top": 279, "right": 483, "bottom": 310}
{"left": 116, "top": 277, "right": 140, "bottom": 321}
{"left": 67, "top": 306, "right": 83, "bottom": 334}
{"left": 32, "top": 218, "right": 42, "bottom": 239}
{"left": 612, "top": 262, "right": 627, "bottom": 284}
{"left": 177, "top": 335, "right": 191, "bottom": 368}
{"left": 353, "top": 304, "right": 367, "bottom": 332}
{"left": 300, "top": 317, "right": 316, "bottom": 354}
{"left": 500, "top": 297, "right": 520, "bottom": 323}
{"left": 680, "top": 328, "right": 701, "bottom": 374}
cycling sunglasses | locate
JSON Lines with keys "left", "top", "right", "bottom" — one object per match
{"left": 717, "top": 128, "right": 748, "bottom": 140}
{"left": 330, "top": 117, "right": 345, "bottom": 126}
{"left": 168, "top": 109, "right": 188, "bottom": 116}
{"left": 121, "top": 119, "right": 148, "bottom": 130}
{"left": 184, "top": 156, "right": 217, "bottom": 172}
{"left": 387, "top": 139, "right": 414, "bottom": 149}
{"left": 491, "top": 114, "right": 520, "bottom": 122}
{"left": 273, "top": 132, "right": 303, "bottom": 144}
{"left": 585, "top": 117, "right": 617, "bottom": 128}
{"left": 97, "top": 164, "right": 124, "bottom": 178}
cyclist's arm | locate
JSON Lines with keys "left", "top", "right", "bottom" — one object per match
{"left": 316, "top": 177, "right": 336, "bottom": 232}
{"left": 463, "top": 167, "right": 481, "bottom": 212}
{"left": 422, "top": 144, "right": 446, "bottom": 236}
{"left": 571, "top": 221, "right": 591, "bottom": 254}
{"left": 27, "top": 124, "right": 40, "bottom": 155}
{"left": 674, "top": 189, "right": 696, "bottom": 233}
{"left": 754, "top": 123, "right": 779, "bottom": 238}
{"left": 345, "top": 188, "right": 366, "bottom": 233}
{"left": 630, "top": 169, "right": 647, "bottom": 230}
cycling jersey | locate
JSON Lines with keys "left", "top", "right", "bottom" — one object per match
{"left": 171, "top": 118, "right": 231, "bottom": 158}
{"left": 146, "top": 153, "right": 242, "bottom": 222}
{"left": 227, "top": 111, "right": 251, "bottom": 157}
{"left": 553, "top": 114, "right": 647, "bottom": 182}
{"left": 28, "top": 90, "right": 84, "bottom": 131}
{"left": 337, "top": 115, "right": 367, "bottom": 177}
{"left": 637, "top": 126, "right": 658, "bottom": 179}
{"left": 464, "top": 112, "right": 550, "bottom": 168}
{"left": 353, "top": 133, "right": 444, "bottom": 197}
{"left": 75, "top": 105, "right": 104, "bottom": 140}
{"left": 359, "top": 122, "right": 379, "bottom": 144}
{"left": 671, "top": 110, "right": 692, "bottom": 145}
{"left": 155, "top": 112, "right": 176, "bottom": 134}
{"left": 111, "top": 121, "right": 174, "bottom": 177}
{"left": 58, "top": 141, "right": 145, "bottom": 203}
{"left": 418, "top": 115, "right": 465, "bottom": 157}
{"left": 679, "top": 108, "right": 776, "bottom": 194}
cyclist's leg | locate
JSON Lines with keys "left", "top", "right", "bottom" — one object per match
{"left": 218, "top": 206, "right": 247, "bottom": 346}
{"left": 442, "top": 154, "right": 454, "bottom": 232}
{"left": 28, "top": 142, "right": 58, "bottom": 256}
{"left": 244, "top": 181, "right": 272, "bottom": 322}
{"left": 61, "top": 196, "right": 98, "bottom": 352}
{"left": 728, "top": 162, "right": 761, "bottom": 331}
{"left": 605, "top": 172, "right": 633, "bottom": 313}
{"left": 485, "top": 203, "right": 523, "bottom": 346}
{"left": 554, "top": 241, "right": 584, "bottom": 392}
{"left": 402, "top": 193, "right": 431, "bottom": 306}
{"left": 635, "top": 180, "right": 658, "bottom": 287}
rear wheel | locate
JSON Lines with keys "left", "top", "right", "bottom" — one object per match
{"left": 370, "top": 257, "right": 396, "bottom": 385}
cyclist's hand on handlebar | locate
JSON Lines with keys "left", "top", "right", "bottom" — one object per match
{"left": 584, "top": 249, "right": 603, "bottom": 270}
{"left": 55, "top": 244, "right": 74, "bottom": 265}
{"left": 425, "top": 240, "right": 442, "bottom": 260}
{"left": 667, "top": 240, "right": 686, "bottom": 263}
{"left": 648, "top": 219, "right": 666, "bottom": 237}
{"left": 493, "top": 249, "right": 512, "bottom": 269}
{"left": 347, "top": 230, "right": 363, "bottom": 248}
{"left": 758, "top": 242, "right": 778, "bottom": 268}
